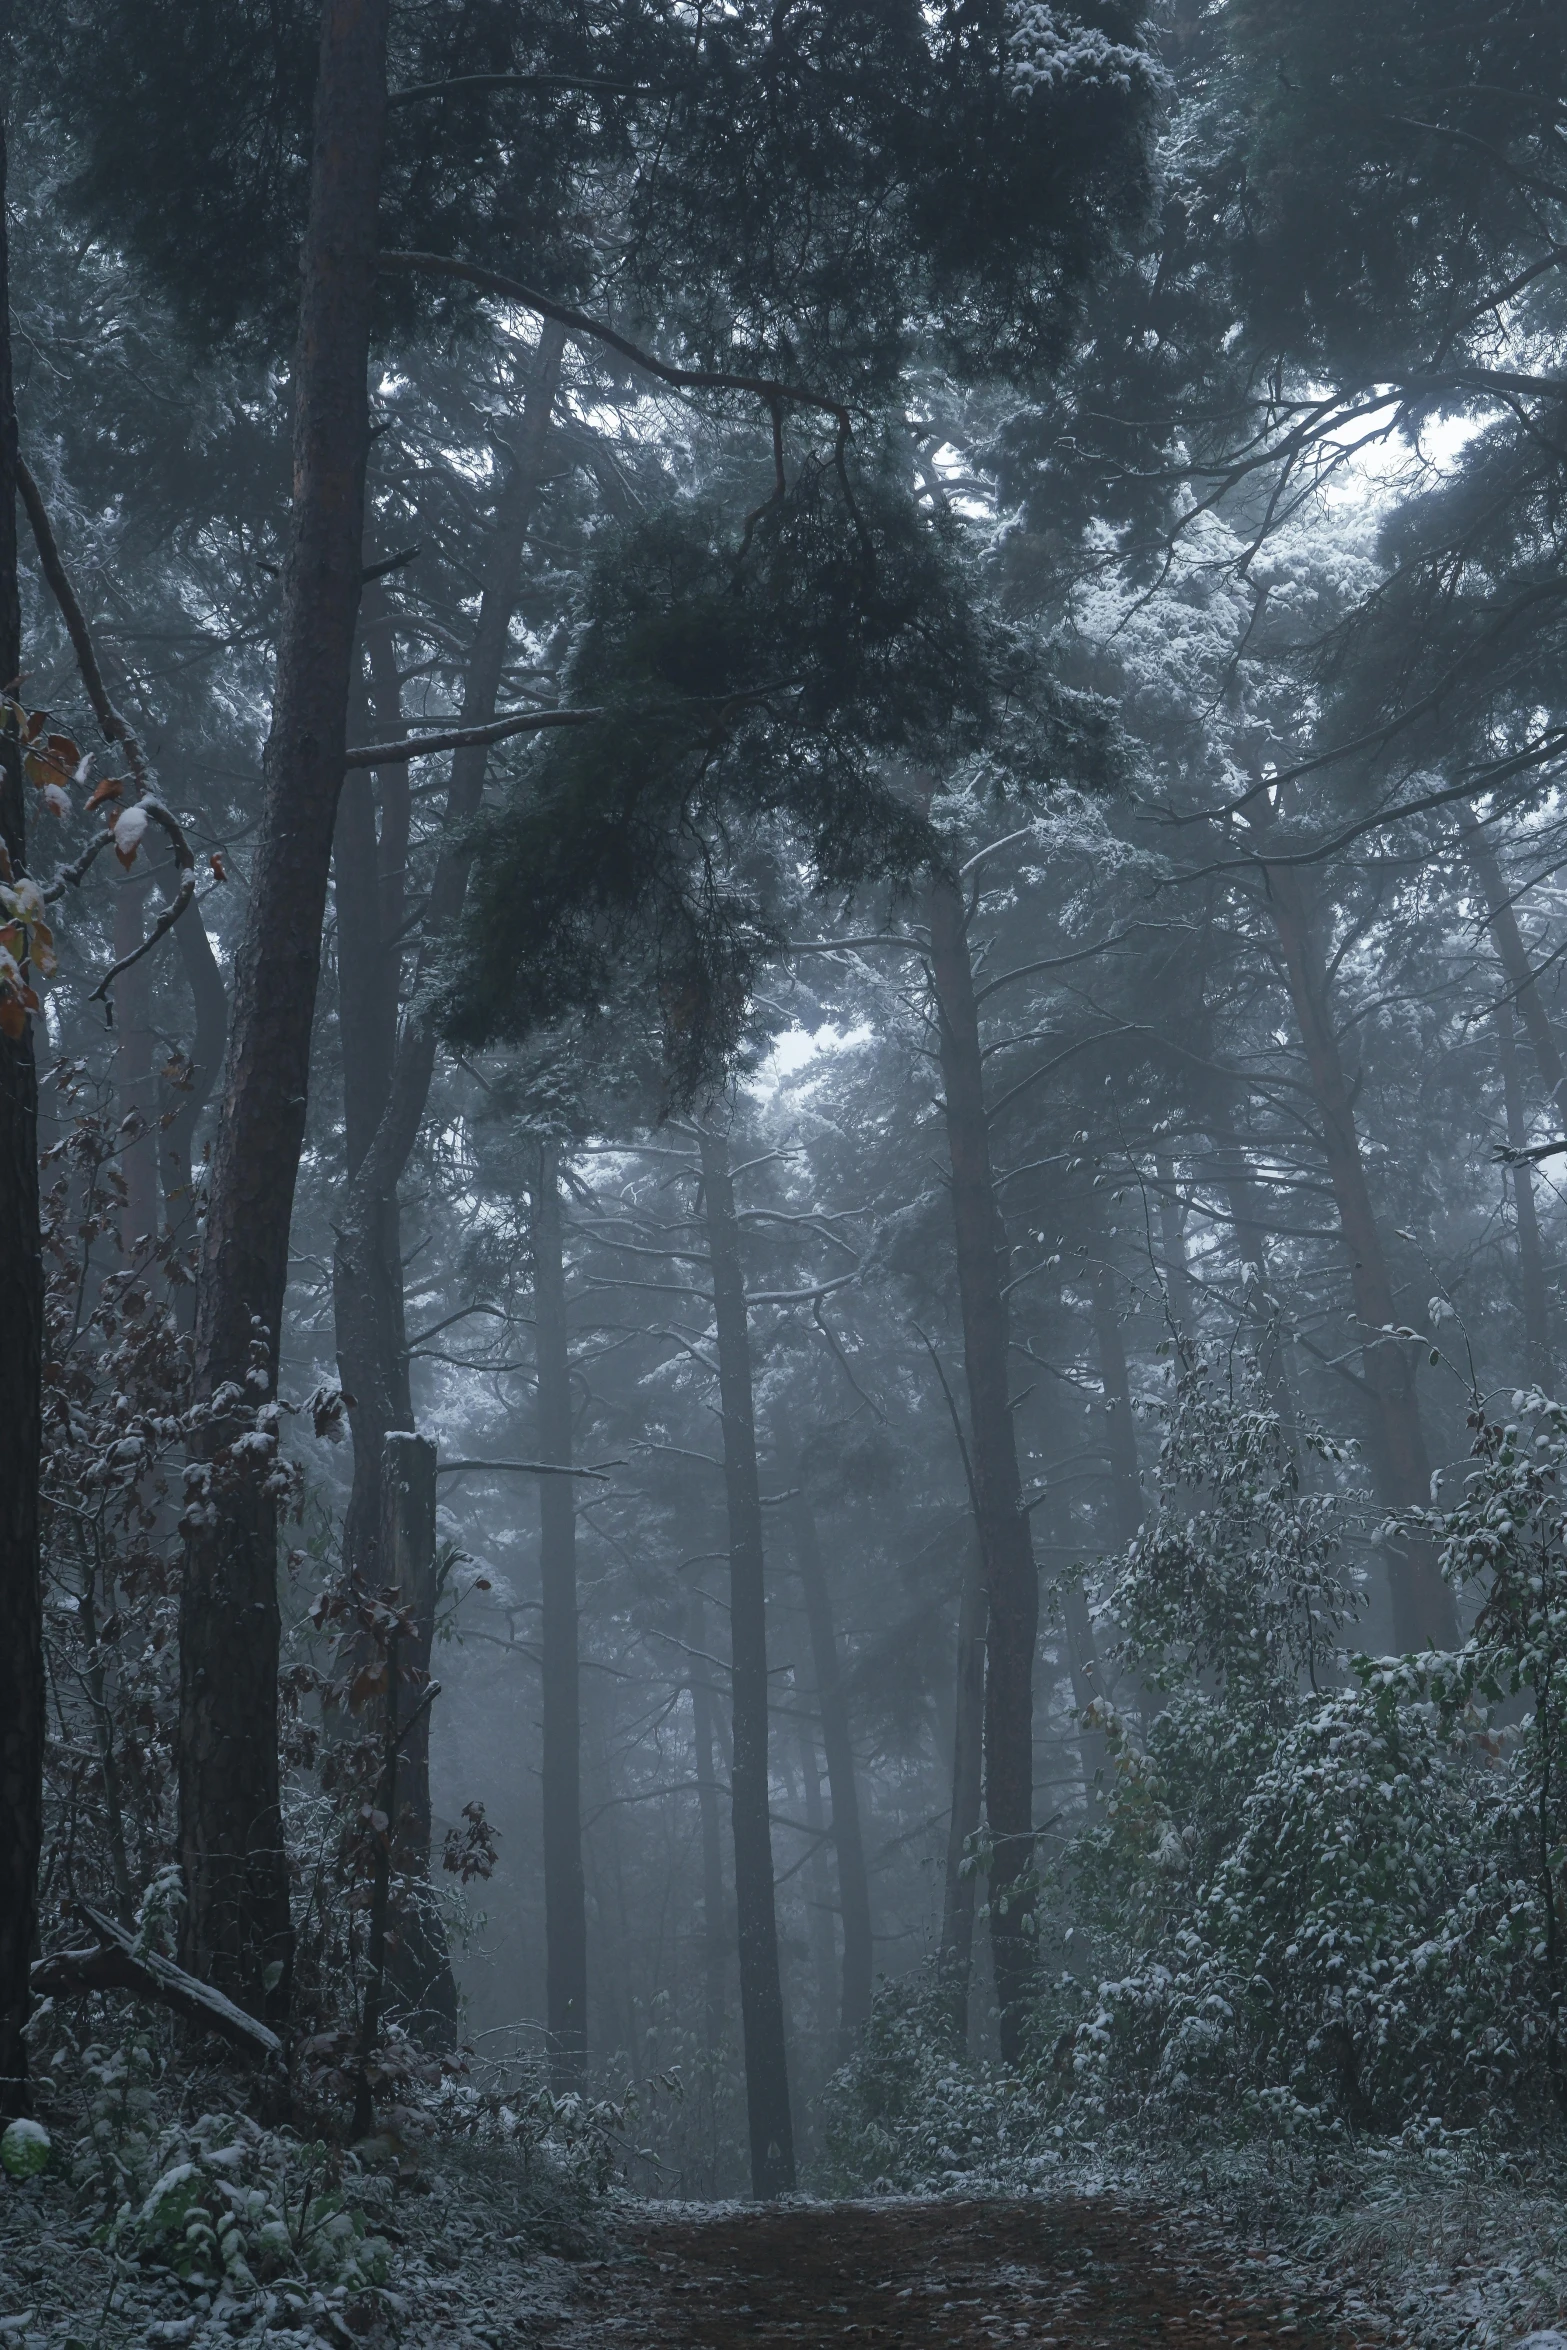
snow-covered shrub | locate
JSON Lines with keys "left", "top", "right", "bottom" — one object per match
{"left": 99, "top": 2114, "right": 389, "bottom": 2298}
{"left": 818, "top": 1962, "right": 1020, "bottom": 2191}
{"left": 1044, "top": 1376, "right": 1567, "bottom": 2145}
{"left": 66, "top": 2045, "right": 388, "bottom": 2302}
{"left": 1059, "top": 1674, "right": 1544, "bottom": 2135}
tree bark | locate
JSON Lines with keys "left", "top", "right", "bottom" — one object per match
{"left": 159, "top": 879, "right": 228, "bottom": 1333}
{"left": 532, "top": 1139, "right": 588, "bottom": 2088}
{"left": 1263, "top": 858, "right": 1456, "bottom": 1649}
{"left": 778, "top": 1422, "right": 873, "bottom": 2056}
{"left": 926, "top": 870, "right": 1039, "bottom": 2067}
{"left": 333, "top": 326, "right": 565, "bottom": 1588}
{"left": 0, "top": 71, "right": 44, "bottom": 2116}
{"left": 181, "top": 0, "right": 389, "bottom": 2016}
{"left": 687, "top": 1585, "right": 727, "bottom": 2054}
{"left": 939, "top": 1536, "right": 986, "bottom": 2044}
{"left": 378, "top": 1431, "right": 456, "bottom": 2044}
{"left": 698, "top": 1125, "right": 795, "bottom": 2197}
{"left": 333, "top": 613, "right": 411, "bottom": 1588}
{"left": 1497, "top": 1000, "right": 1553, "bottom": 1385}
{"left": 790, "top": 1711, "right": 839, "bottom": 2054}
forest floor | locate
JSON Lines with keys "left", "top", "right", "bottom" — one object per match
{"left": 537, "top": 2194, "right": 1384, "bottom": 2350}
{"left": 415, "top": 2176, "right": 1567, "bottom": 2350}
{"left": 8, "top": 2151, "right": 1567, "bottom": 2350}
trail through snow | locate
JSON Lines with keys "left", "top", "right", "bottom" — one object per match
{"left": 547, "top": 2196, "right": 1384, "bottom": 2349}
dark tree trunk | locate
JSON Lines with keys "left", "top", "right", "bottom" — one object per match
{"left": 532, "top": 1139, "right": 587, "bottom": 2087}
{"left": 1497, "top": 1001, "right": 1553, "bottom": 1384}
{"left": 698, "top": 1125, "right": 795, "bottom": 2197}
{"left": 927, "top": 873, "right": 1039, "bottom": 2065}
{"left": 334, "top": 652, "right": 398, "bottom": 1176}
{"left": 791, "top": 1713, "right": 839, "bottom": 2053}
{"left": 332, "top": 630, "right": 411, "bottom": 1587}
{"left": 778, "top": 1423, "right": 873, "bottom": 2056}
{"left": 159, "top": 879, "right": 227, "bottom": 1334}
{"left": 181, "top": 0, "right": 389, "bottom": 2015}
{"left": 333, "top": 326, "right": 564, "bottom": 1586}
{"left": 0, "top": 81, "right": 44, "bottom": 2116}
{"left": 939, "top": 1537, "right": 986, "bottom": 2045}
{"left": 687, "top": 1586, "right": 727, "bottom": 2054}
{"left": 378, "top": 1433, "right": 456, "bottom": 2044}
{"left": 1264, "top": 858, "right": 1456, "bottom": 1649}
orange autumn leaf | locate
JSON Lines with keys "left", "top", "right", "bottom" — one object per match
{"left": 209, "top": 850, "right": 228, "bottom": 882}
{"left": 87, "top": 775, "right": 124, "bottom": 812}
{"left": 0, "top": 998, "right": 25, "bottom": 1040}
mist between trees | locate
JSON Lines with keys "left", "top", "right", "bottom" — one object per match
{"left": 3, "top": 0, "right": 1567, "bottom": 2232}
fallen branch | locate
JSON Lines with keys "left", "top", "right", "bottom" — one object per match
{"left": 31, "top": 1904, "right": 284, "bottom": 2063}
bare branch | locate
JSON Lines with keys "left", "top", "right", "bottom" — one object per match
{"left": 379, "top": 251, "right": 853, "bottom": 429}
{"left": 435, "top": 1457, "right": 621, "bottom": 1480}
{"left": 388, "top": 72, "right": 640, "bottom": 107}
{"left": 17, "top": 458, "right": 150, "bottom": 795}
{"left": 343, "top": 705, "right": 601, "bottom": 767}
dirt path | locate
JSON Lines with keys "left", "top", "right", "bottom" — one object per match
{"left": 552, "top": 2196, "right": 1384, "bottom": 2350}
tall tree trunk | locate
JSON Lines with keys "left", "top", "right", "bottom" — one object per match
{"left": 1034, "top": 1379, "right": 1111, "bottom": 1804}
{"left": 532, "top": 1139, "right": 587, "bottom": 2087}
{"left": 1264, "top": 859, "right": 1456, "bottom": 1649}
{"left": 159, "top": 878, "right": 227, "bottom": 1334}
{"left": 1458, "top": 807, "right": 1567, "bottom": 1115}
{"left": 0, "top": 68, "right": 44, "bottom": 2116}
{"left": 333, "top": 326, "right": 565, "bottom": 1586}
{"left": 698, "top": 1125, "right": 795, "bottom": 2197}
{"left": 939, "top": 1537, "right": 986, "bottom": 2044}
{"left": 181, "top": 0, "right": 389, "bottom": 2015}
{"left": 1497, "top": 1000, "right": 1553, "bottom": 1385}
{"left": 926, "top": 871, "right": 1039, "bottom": 2067}
{"left": 378, "top": 1433, "right": 456, "bottom": 2045}
{"left": 777, "top": 1420, "right": 873, "bottom": 2055}
{"left": 114, "top": 868, "right": 158, "bottom": 1266}
{"left": 333, "top": 601, "right": 410, "bottom": 1588}
{"left": 686, "top": 1585, "right": 727, "bottom": 2054}
{"left": 790, "top": 1710, "right": 839, "bottom": 2054}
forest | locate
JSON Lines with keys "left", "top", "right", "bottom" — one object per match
{"left": 3, "top": 1, "right": 1567, "bottom": 2345}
